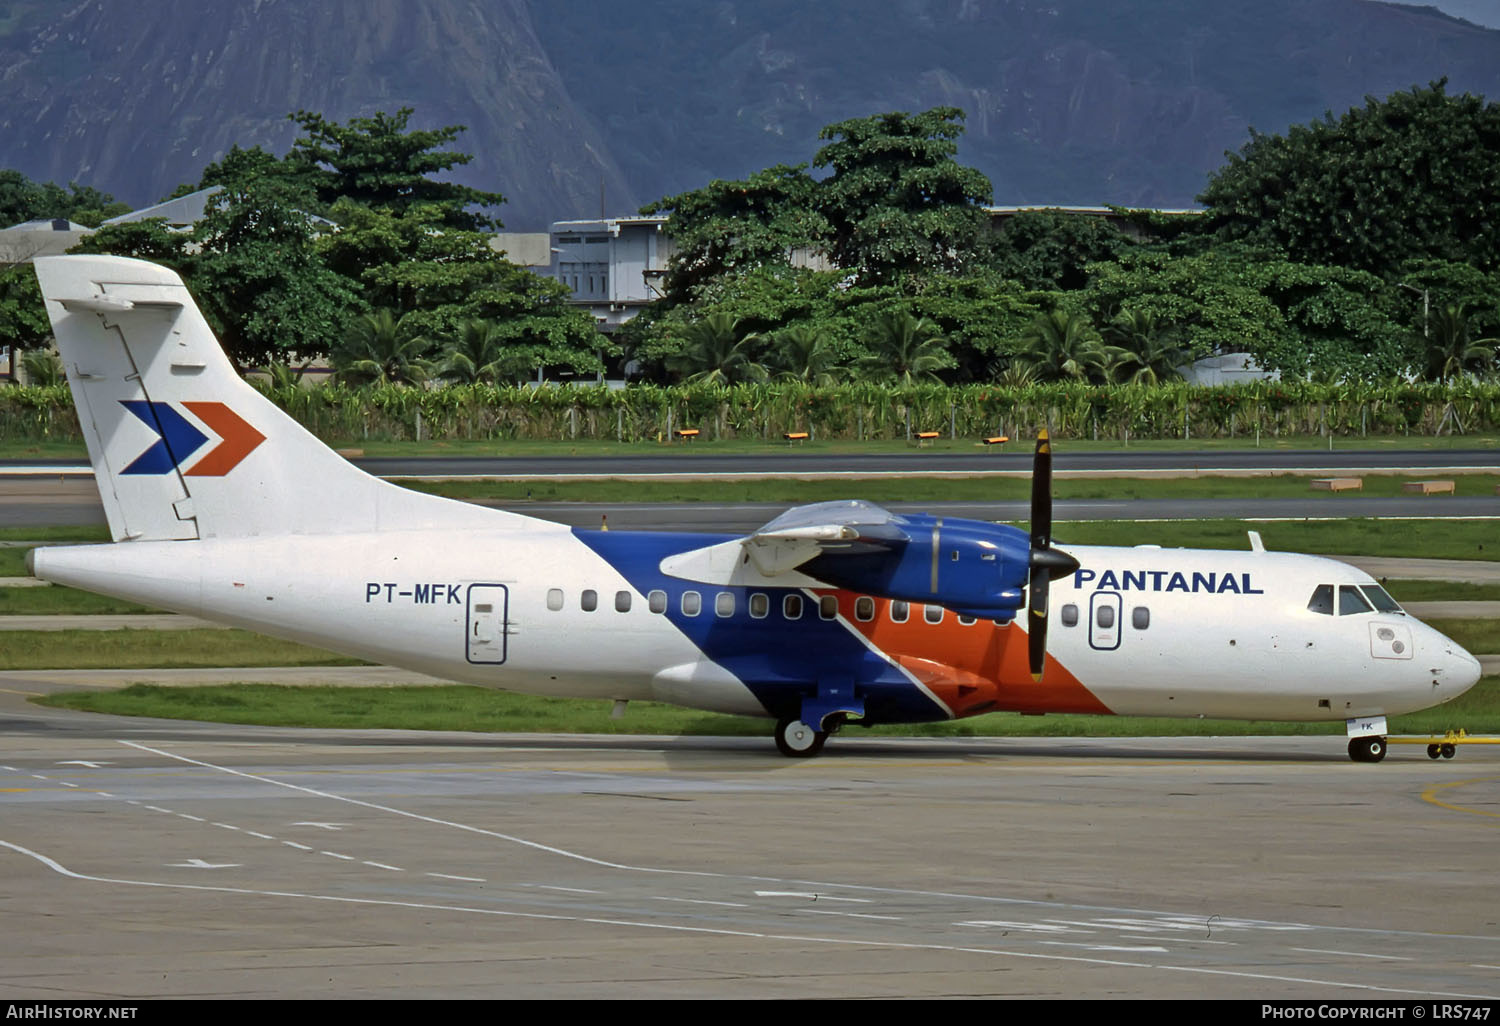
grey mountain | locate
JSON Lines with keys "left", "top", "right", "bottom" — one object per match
{"left": 1, "top": 0, "right": 1498, "bottom": 230}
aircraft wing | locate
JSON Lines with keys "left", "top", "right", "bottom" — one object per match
{"left": 742, "top": 500, "right": 909, "bottom": 576}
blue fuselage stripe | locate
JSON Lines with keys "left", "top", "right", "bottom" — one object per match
{"left": 573, "top": 529, "right": 948, "bottom": 724}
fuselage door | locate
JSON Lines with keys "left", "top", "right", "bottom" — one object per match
{"left": 466, "top": 583, "right": 510, "bottom": 665}
{"left": 1089, "top": 591, "right": 1122, "bottom": 652}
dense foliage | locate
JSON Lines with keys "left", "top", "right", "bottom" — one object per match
{"left": 5, "top": 83, "right": 1500, "bottom": 392}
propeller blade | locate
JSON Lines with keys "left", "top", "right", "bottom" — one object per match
{"left": 1025, "top": 428, "right": 1079, "bottom": 681}
{"left": 1030, "top": 428, "right": 1052, "bottom": 550}
{"left": 1028, "top": 570, "right": 1049, "bottom": 680}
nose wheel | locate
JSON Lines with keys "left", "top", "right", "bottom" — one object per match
{"left": 775, "top": 718, "right": 827, "bottom": 757}
{"left": 1348, "top": 736, "right": 1387, "bottom": 763}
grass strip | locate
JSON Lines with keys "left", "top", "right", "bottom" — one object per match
{"left": 35, "top": 677, "right": 1500, "bottom": 738}
{"left": 1384, "top": 580, "right": 1500, "bottom": 602}
{"left": 0, "top": 586, "right": 156, "bottom": 616}
{"left": 0, "top": 629, "right": 363, "bottom": 670}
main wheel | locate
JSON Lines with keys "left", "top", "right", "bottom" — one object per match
{"left": 775, "top": 718, "right": 827, "bottom": 758}
{"left": 1349, "top": 736, "right": 1387, "bottom": 763}
{"left": 1428, "top": 744, "right": 1442, "bottom": 760}
{"left": 1441, "top": 743, "right": 1456, "bottom": 759}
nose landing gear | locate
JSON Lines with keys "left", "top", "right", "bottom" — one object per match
{"left": 1348, "top": 735, "right": 1388, "bottom": 763}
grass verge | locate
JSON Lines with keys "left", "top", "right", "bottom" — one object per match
{"left": 34, "top": 676, "right": 1500, "bottom": 739}
{"left": 0, "top": 629, "right": 363, "bottom": 670}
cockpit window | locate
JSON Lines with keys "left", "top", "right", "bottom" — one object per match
{"left": 1338, "top": 585, "right": 1374, "bottom": 615}
{"left": 1359, "top": 585, "right": 1403, "bottom": 613}
{"left": 1307, "top": 584, "right": 1334, "bottom": 615}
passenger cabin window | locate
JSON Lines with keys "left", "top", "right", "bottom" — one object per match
{"left": 547, "top": 588, "right": 564, "bottom": 611}
{"left": 615, "top": 591, "right": 632, "bottom": 613}
{"left": 1307, "top": 585, "right": 1334, "bottom": 615}
{"left": 924, "top": 604, "right": 943, "bottom": 624}
{"left": 1096, "top": 604, "right": 1115, "bottom": 629}
{"left": 1339, "top": 585, "right": 1374, "bottom": 616}
{"left": 716, "top": 592, "right": 735, "bottom": 618}
{"left": 581, "top": 589, "right": 598, "bottom": 612}
{"left": 890, "top": 600, "right": 909, "bottom": 623}
{"left": 784, "top": 594, "right": 803, "bottom": 620}
{"left": 648, "top": 590, "right": 667, "bottom": 614}
{"left": 682, "top": 591, "right": 702, "bottom": 617}
{"left": 1132, "top": 606, "right": 1150, "bottom": 630}
{"left": 1360, "top": 585, "right": 1402, "bottom": 613}
{"left": 819, "top": 596, "right": 838, "bottom": 620}
{"left": 749, "top": 593, "right": 769, "bottom": 619}
{"left": 957, "top": 615, "right": 976, "bottom": 626}
{"left": 855, "top": 596, "right": 875, "bottom": 622}
{"left": 1061, "top": 604, "right": 1079, "bottom": 627}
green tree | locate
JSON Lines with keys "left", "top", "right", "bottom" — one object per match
{"left": 1199, "top": 81, "right": 1500, "bottom": 275}
{"left": 814, "top": 107, "right": 992, "bottom": 284}
{"left": 858, "top": 310, "right": 951, "bottom": 385}
{"left": 0, "top": 265, "right": 51, "bottom": 362}
{"left": 770, "top": 322, "right": 843, "bottom": 386}
{"left": 1102, "top": 309, "right": 1190, "bottom": 385}
{"left": 287, "top": 108, "right": 505, "bottom": 230}
{"left": 645, "top": 164, "right": 829, "bottom": 305}
{"left": 987, "top": 209, "right": 1133, "bottom": 291}
{"left": 190, "top": 182, "right": 363, "bottom": 366}
{"left": 1013, "top": 310, "right": 1120, "bottom": 383}
{"left": 330, "top": 309, "right": 434, "bottom": 387}
{"left": 667, "top": 313, "right": 768, "bottom": 385}
{"left": 0, "top": 169, "right": 129, "bottom": 228}
{"left": 69, "top": 218, "right": 191, "bottom": 268}
{"left": 437, "top": 319, "right": 512, "bottom": 385}
{"left": 1424, "top": 303, "right": 1498, "bottom": 381}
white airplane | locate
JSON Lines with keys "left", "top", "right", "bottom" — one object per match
{"left": 27, "top": 255, "right": 1483, "bottom": 761}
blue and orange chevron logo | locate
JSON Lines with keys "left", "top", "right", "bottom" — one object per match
{"left": 120, "top": 401, "right": 266, "bottom": 476}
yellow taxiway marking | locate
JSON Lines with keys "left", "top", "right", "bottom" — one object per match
{"left": 1421, "top": 775, "right": 1500, "bottom": 824}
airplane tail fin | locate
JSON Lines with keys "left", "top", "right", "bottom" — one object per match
{"left": 34, "top": 255, "right": 525, "bottom": 541}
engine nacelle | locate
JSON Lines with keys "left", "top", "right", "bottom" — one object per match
{"left": 802, "top": 514, "right": 1031, "bottom": 620}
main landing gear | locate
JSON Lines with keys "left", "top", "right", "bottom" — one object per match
{"left": 1348, "top": 735, "right": 1388, "bottom": 763}
{"left": 775, "top": 717, "right": 827, "bottom": 757}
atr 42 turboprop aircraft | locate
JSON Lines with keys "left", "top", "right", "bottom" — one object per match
{"left": 27, "top": 256, "right": 1483, "bottom": 761}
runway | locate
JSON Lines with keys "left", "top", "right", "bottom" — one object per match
{"left": 1, "top": 685, "right": 1498, "bottom": 999}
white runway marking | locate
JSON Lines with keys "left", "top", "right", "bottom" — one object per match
{"left": 428, "top": 873, "right": 485, "bottom": 882}
{"left": 795, "top": 909, "right": 903, "bottom": 921}
{"left": 363, "top": 862, "right": 404, "bottom": 872}
{"left": 1291, "top": 948, "right": 1415, "bottom": 961}
{"left": 755, "top": 890, "right": 871, "bottom": 902}
{"left": 1, "top": 837, "right": 1492, "bottom": 1001}
{"left": 536, "top": 885, "right": 603, "bottom": 894}
{"left": 650, "top": 896, "right": 749, "bottom": 908}
{"left": 320, "top": 851, "right": 355, "bottom": 860}
{"left": 102, "top": 739, "right": 1500, "bottom": 999}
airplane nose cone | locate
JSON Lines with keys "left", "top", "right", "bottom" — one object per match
{"left": 1451, "top": 647, "right": 1483, "bottom": 694}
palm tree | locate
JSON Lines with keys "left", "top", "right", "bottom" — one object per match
{"left": 668, "top": 312, "right": 768, "bottom": 385}
{"left": 20, "top": 347, "right": 63, "bottom": 386}
{"left": 771, "top": 322, "right": 842, "bottom": 385}
{"left": 1012, "top": 309, "right": 1120, "bottom": 383}
{"left": 1103, "top": 309, "right": 1191, "bottom": 385}
{"left": 330, "top": 309, "right": 434, "bottom": 387}
{"left": 860, "top": 310, "right": 950, "bottom": 385}
{"left": 1424, "top": 303, "right": 1498, "bottom": 381}
{"left": 438, "top": 319, "right": 510, "bottom": 384}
